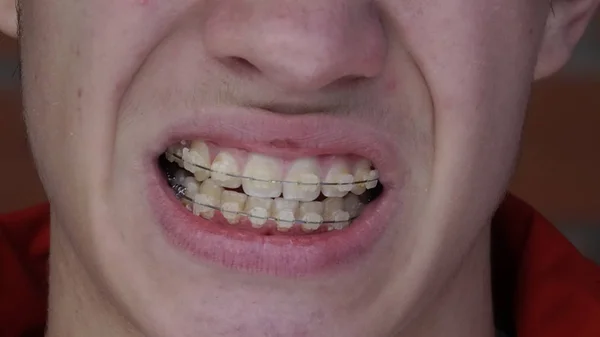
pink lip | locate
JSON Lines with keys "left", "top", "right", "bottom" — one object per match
{"left": 144, "top": 107, "right": 404, "bottom": 277}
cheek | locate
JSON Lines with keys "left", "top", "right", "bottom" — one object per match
{"left": 385, "top": 0, "right": 540, "bottom": 210}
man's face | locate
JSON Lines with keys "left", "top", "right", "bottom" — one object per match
{"left": 15, "top": 0, "right": 581, "bottom": 336}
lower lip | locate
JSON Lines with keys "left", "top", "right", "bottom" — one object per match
{"left": 147, "top": 166, "right": 399, "bottom": 277}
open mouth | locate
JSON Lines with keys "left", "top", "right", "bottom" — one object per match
{"left": 159, "top": 140, "right": 384, "bottom": 236}
{"left": 146, "top": 111, "right": 399, "bottom": 275}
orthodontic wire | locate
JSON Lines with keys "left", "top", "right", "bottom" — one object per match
{"left": 178, "top": 193, "right": 357, "bottom": 226}
{"left": 167, "top": 176, "right": 358, "bottom": 226}
{"left": 167, "top": 151, "right": 379, "bottom": 187}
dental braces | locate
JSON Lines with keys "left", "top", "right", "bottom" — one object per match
{"left": 168, "top": 180, "right": 358, "bottom": 227}
{"left": 166, "top": 151, "right": 379, "bottom": 187}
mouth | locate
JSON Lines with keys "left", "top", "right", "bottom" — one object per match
{"left": 145, "top": 110, "right": 402, "bottom": 276}
{"left": 159, "top": 140, "right": 383, "bottom": 234}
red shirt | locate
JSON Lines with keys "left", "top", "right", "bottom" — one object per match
{"left": 1, "top": 195, "right": 599, "bottom": 337}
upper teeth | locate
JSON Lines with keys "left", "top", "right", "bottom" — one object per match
{"left": 321, "top": 157, "right": 355, "bottom": 197}
{"left": 182, "top": 141, "right": 211, "bottom": 182}
{"left": 283, "top": 158, "right": 321, "bottom": 201}
{"left": 165, "top": 140, "right": 380, "bottom": 202}
{"left": 210, "top": 150, "right": 242, "bottom": 188}
{"left": 242, "top": 154, "right": 284, "bottom": 198}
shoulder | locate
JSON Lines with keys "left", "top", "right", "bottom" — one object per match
{"left": 0, "top": 203, "right": 50, "bottom": 337}
{"left": 492, "top": 194, "right": 600, "bottom": 337}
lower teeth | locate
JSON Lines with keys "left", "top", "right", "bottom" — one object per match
{"left": 159, "top": 154, "right": 382, "bottom": 233}
{"left": 179, "top": 195, "right": 356, "bottom": 226}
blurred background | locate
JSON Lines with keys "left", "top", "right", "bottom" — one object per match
{"left": 1, "top": 14, "right": 599, "bottom": 263}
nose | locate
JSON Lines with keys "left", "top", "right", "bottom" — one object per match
{"left": 203, "top": 0, "right": 386, "bottom": 92}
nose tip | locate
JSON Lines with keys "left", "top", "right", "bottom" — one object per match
{"left": 203, "top": 1, "right": 386, "bottom": 91}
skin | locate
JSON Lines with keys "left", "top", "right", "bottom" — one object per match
{"left": 1, "top": 0, "right": 598, "bottom": 336}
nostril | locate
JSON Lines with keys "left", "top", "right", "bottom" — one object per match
{"left": 225, "top": 56, "right": 260, "bottom": 74}
{"left": 328, "top": 75, "right": 367, "bottom": 89}
{"left": 230, "top": 57, "right": 255, "bottom": 69}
